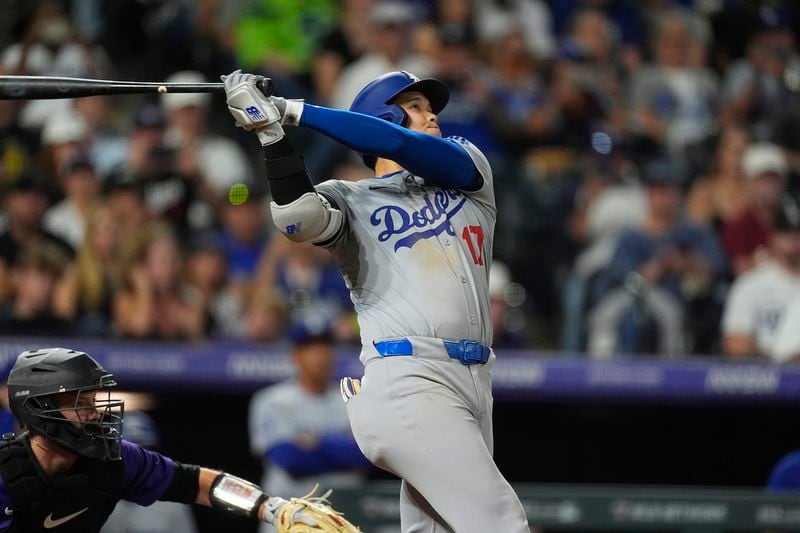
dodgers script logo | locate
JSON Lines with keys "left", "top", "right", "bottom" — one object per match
{"left": 370, "top": 190, "right": 467, "bottom": 251}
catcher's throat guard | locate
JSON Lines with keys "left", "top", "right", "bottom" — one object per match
{"left": 210, "top": 473, "right": 268, "bottom": 518}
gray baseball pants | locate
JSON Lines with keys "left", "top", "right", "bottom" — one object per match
{"left": 346, "top": 340, "right": 529, "bottom": 532}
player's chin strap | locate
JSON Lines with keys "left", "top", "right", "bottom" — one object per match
{"left": 209, "top": 472, "right": 286, "bottom": 524}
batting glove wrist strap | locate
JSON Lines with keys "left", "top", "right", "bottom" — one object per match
{"left": 267, "top": 96, "right": 304, "bottom": 126}
{"left": 209, "top": 473, "right": 269, "bottom": 519}
{"left": 281, "top": 99, "right": 304, "bottom": 126}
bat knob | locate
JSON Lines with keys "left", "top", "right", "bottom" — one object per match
{"left": 256, "top": 78, "right": 273, "bottom": 97}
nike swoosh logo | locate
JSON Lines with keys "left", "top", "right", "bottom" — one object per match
{"left": 43, "top": 508, "right": 88, "bottom": 528}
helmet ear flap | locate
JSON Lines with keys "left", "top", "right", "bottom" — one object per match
{"left": 395, "top": 105, "right": 410, "bottom": 127}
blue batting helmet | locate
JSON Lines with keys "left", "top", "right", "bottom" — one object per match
{"left": 350, "top": 71, "right": 449, "bottom": 168}
{"left": 350, "top": 70, "right": 449, "bottom": 126}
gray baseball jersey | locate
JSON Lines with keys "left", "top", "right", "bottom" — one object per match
{"left": 317, "top": 137, "right": 495, "bottom": 358}
{"left": 317, "top": 138, "right": 529, "bottom": 532}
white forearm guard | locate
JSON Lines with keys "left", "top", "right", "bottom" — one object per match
{"left": 270, "top": 192, "right": 343, "bottom": 244}
{"left": 209, "top": 473, "right": 268, "bottom": 518}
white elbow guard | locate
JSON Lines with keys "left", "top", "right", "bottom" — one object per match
{"left": 270, "top": 192, "right": 343, "bottom": 244}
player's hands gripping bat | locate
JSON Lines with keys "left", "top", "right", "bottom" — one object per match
{"left": 263, "top": 486, "right": 361, "bottom": 533}
{"left": 221, "top": 69, "right": 285, "bottom": 145}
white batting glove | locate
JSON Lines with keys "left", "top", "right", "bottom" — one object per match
{"left": 221, "top": 69, "right": 284, "bottom": 146}
{"left": 268, "top": 96, "right": 305, "bottom": 126}
{"left": 340, "top": 377, "right": 361, "bottom": 403}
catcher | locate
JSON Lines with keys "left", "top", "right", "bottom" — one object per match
{"left": 0, "top": 347, "right": 359, "bottom": 533}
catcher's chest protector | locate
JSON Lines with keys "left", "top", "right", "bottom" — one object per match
{"left": 0, "top": 436, "right": 123, "bottom": 532}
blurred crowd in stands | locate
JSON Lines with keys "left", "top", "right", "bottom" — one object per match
{"left": 1, "top": 0, "right": 800, "bottom": 362}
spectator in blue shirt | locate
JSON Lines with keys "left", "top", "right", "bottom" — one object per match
{"left": 588, "top": 158, "right": 727, "bottom": 355}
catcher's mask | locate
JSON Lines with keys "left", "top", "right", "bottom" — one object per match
{"left": 7, "top": 347, "right": 124, "bottom": 461}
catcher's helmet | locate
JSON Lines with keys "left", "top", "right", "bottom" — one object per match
{"left": 350, "top": 71, "right": 449, "bottom": 168}
{"left": 7, "top": 348, "right": 124, "bottom": 461}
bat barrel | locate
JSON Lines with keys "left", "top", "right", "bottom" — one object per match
{"left": 0, "top": 76, "right": 231, "bottom": 100}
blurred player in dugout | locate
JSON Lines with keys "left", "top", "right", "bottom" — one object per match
{"left": 248, "top": 319, "right": 372, "bottom": 533}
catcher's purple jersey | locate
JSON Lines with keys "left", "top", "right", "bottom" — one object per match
{"left": 0, "top": 440, "right": 176, "bottom": 531}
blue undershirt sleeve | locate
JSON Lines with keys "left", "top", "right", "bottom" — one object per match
{"left": 300, "top": 104, "right": 480, "bottom": 190}
{"left": 267, "top": 436, "right": 371, "bottom": 476}
{"left": 318, "top": 435, "right": 372, "bottom": 468}
{"left": 268, "top": 443, "right": 332, "bottom": 476}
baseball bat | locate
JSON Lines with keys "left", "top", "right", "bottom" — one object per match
{"left": 0, "top": 75, "right": 273, "bottom": 100}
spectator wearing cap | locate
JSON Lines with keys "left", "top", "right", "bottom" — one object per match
{"left": 0, "top": 173, "right": 73, "bottom": 303}
{"left": 42, "top": 151, "right": 100, "bottom": 249}
{"left": 587, "top": 158, "right": 726, "bottom": 356}
{"left": 106, "top": 104, "right": 166, "bottom": 189}
{"left": 248, "top": 319, "right": 371, "bottom": 533}
{"left": 108, "top": 104, "right": 197, "bottom": 239}
{"left": 722, "top": 142, "right": 789, "bottom": 276}
{"left": 73, "top": 95, "right": 128, "bottom": 179}
{"left": 331, "top": 0, "right": 432, "bottom": 111}
{"left": 161, "top": 70, "right": 254, "bottom": 230}
{"left": 39, "top": 106, "right": 89, "bottom": 196}
{"left": 561, "top": 152, "right": 646, "bottom": 351}
{"left": 722, "top": 199, "right": 800, "bottom": 360}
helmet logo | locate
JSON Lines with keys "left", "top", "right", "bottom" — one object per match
{"left": 13, "top": 390, "right": 28, "bottom": 397}
{"left": 401, "top": 71, "right": 419, "bottom": 82}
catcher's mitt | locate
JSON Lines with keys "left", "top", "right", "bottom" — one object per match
{"left": 276, "top": 486, "right": 361, "bottom": 533}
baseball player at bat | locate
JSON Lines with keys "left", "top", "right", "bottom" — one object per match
{"left": 222, "top": 69, "right": 529, "bottom": 532}
{"left": 0, "top": 348, "right": 358, "bottom": 533}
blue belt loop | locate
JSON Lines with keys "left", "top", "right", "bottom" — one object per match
{"left": 373, "top": 339, "right": 414, "bottom": 356}
{"left": 374, "top": 338, "right": 489, "bottom": 365}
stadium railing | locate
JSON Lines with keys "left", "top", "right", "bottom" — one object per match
{"left": 0, "top": 337, "right": 794, "bottom": 405}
